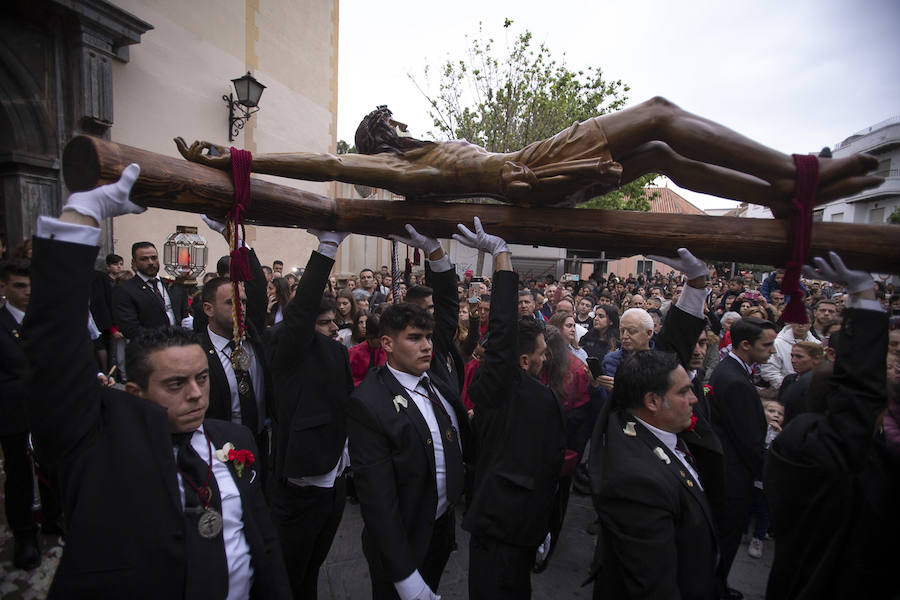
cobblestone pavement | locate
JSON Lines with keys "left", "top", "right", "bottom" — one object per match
{"left": 0, "top": 480, "right": 772, "bottom": 599}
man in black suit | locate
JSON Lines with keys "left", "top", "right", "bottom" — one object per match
{"left": 766, "top": 252, "right": 897, "bottom": 600}
{"left": 0, "top": 258, "right": 42, "bottom": 570}
{"left": 112, "top": 240, "right": 189, "bottom": 340}
{"left": 709, "top": 316, "right": 776, "bottom": 599}
{"left": 451, "top": 218, "right": 566, "bottom": 599}
{"left": 264, "top": 229, "right": 354, "bottom": 600}
{"left": 348, "top": 298, "right": 470, "bottom": 600}
{"left": 23, "top": 164, "right": 290, "bottom": 598}
{"left": 589, "top": 349, "right": 718, "bottom": 599}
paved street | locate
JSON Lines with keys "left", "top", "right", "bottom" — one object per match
{"left": 0, "top": 479, "right": 772, "bottom": 599}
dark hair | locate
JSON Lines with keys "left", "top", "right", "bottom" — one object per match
{"left": 541, "top": 325, "right": 570, "bottom": 401}
{"left": 517, "top": 317, "right": 545, "bottom": 357}
{"left": 131, "top": 242, "right": 156, "bottom": 259}
{"left": 518, "top": 289, "right": 535, "bottom": 300}
{"left": 336, "top": 288, "right": 358, "bottom": 323}
{"left": 405, "top": 285, "right": 434, "bottom": 303}
{"left": 359, "top": 268, "right": 375, "bottom": 277}
{"left": 731, "top": 317, "right": 776, "bottom": 348}
{"left": 363, "top": 312, "right": 380, "bottom": 342}
{"left": 105, "top": 253, "right": 123, "bottom": 266}
{"left": 216, "top": 255, "right": 231, "bottom": 277}
{"left": 319, "top": 296, "right": 336, "bottom": 316}
{"left": 0, "top": 258, "right": 30, "bottom": 282}
{"left": 125, "top": 326, "right": 202, "bottom": 389}
{"left": 352, "top": 310, "right": 373, "bottom": 344}
{"left": 261, "top": 265, "right": 273, "bottom": 276}
{"left": 201, "top": 277, "right": 232, "bottom": 305}
{"left": 273, "top": 260, "right": 284, "bottom": 268}
{"left": 270, "top": 277, "right": 291, "bottom": 308}
{"left": 611, "top": 350, "right": 681, "bottom": 411}
{"left": 355, "top": 105, "right": 430, "bottom": 155}
{"left": 814, "top": 299, "right": 837, "bottom": 311}
{"left": 379, "top": 302, "right": 434, "bottom": 337}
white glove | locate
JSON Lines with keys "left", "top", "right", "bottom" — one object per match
{"left": 452, "top": 217, "right": 509, "bottom": 255}
{"left": 390, "top": 224, "right": 441, "bottom": 255}
{"left": 308, "top": 229, "right": 349, "bottom": 259}
{"left": 202, "top": 214, "right": 227, "bottom": 236}
{"left": 802, "top": 251, "right": 873, "bottom": 295}
{"left": 63, "top": 163, "right": 144, "bottom": 222}
{"left": 645, "top": 247, "right": 707, "bottom": 280}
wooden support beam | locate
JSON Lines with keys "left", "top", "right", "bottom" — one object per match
{"left": 63, "top": 136, "right": 900, "bottom": 273}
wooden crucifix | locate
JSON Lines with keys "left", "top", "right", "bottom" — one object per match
{"left": 63, "top": 134, "right": 900, "bottom": 274}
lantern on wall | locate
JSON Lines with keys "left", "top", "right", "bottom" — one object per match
{"left": 163, "top": 225, "right": 208, "bottom": 283}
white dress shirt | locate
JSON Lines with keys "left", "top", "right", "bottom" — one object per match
{"left": 175, "top": 426, "right": 253, "bottom": 600}
{"left": 5, "top": 303, "right": 25, "bottom": 325}
{"left": 137, "top": 270, "right": 176, "bottom": 325}
{"left": 386, "top": 363, "right": 462, "bottom": 600}
{"left": 207, "top": 326, "right": 264, "bottom": 430}
{"left": 635, "top": 416, "right": 703, "bottom": 491}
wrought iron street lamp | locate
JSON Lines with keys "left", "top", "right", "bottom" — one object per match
{"left": 224, "top": 71, "right": 266, "bottom": 142}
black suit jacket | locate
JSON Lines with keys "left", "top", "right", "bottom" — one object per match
{"left": 198, "top": 249, "right": 273, "bottom": 431}
{"left": 89, "top": 269, "right": 114, "bottom": 332}
{"left": 424, "top": 263, "right": 466, "bottom": 397}
{"left": 654, "top": 302, "right": 726, "bottom": 534}
{"left": 348, "top": 363, "right": 470, "bottom": 582}
{"left": 709, "top": 354, "right": 767, "bottom": 495}
{"left": 590, "top": 408, "right": 718, "bottom": 600}
{"left": 461, "top": 269, "right": 566, "bottom": 548}
{"left": 0, "top": 305, "right": 28, "bottom": 436}
{"left": 23, "top": 235, "right": 290, "bottom": 599}
{"left": 765, "top": 308, "right": 898, "bottom": 600}
{"left": 265, "top": 251, "right": 353, "bottom": 480}
{"left": 112, "top": 272, "right": 189, "bottom": 338}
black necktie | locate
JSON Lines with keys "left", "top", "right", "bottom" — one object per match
{"left": 173, "top": 433, "right": 229, "bottom": 599}
{"left": 227, "top": 341, "right": 259, "bottom": 432}
{"left": 676, "top": 437, "right": 696, "bottom": 469}
{"left": 147, "top": 277, "right": 166, "bottom": 308}
{"left": 420, "top": 377, "right": 464, "bottom": 504}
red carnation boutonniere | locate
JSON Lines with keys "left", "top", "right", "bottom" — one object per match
{"left": 215, "top": 442, "right": 255, "bottom": 478}
{"left": 686, "top": 413, "right": 698, "bottom": 432}
{"left": 703, "top": 384, "right": 713, "bottom": 397}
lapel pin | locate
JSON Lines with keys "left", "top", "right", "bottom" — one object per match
{"left": 653, "top": 447, "right": 671, "bottom": 464}
{"left": 623, "top": 422, "right": 637, "bottom": 437}
{"left": 392, "top": 394, "right": 408, "bottom": 413}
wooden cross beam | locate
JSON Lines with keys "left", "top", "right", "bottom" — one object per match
{"left": 63, "top": 136, "right": 900, "bottom": 273}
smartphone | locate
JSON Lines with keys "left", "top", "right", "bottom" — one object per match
{"left": 471, "top": 276, "right": 484, "bottom": 283}
{"left": 586, "top": 356, "right": 603, "bottom": 378}
{"left": 746, "top": 290, "right": 761, "bottom": 300}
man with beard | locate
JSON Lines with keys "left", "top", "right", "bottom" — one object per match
{"left": 113, "top": 241, "right": 189, "bottom": 339}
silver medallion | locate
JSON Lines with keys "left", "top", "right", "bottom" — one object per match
{"left": 197, "top": 508, "right": 224, "bottom": 538}
{"left": 238, "top": 378, "right": 251, "bottom": 396}
{"left": 230, "top": 346, "right": 251, "bottom": 371}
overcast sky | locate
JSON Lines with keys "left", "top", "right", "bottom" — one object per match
{"left": 336, "top": 0, "right": 900, "bottom": 210}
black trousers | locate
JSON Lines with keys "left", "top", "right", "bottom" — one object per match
{"left": 0, "top": 433, "right": 36, "bottom": 536}
{"left": 468, "top": 534, "right": 536, "bottom": 600}
{"left": 369, "top": 510, "right": 454, "bottom": 600}
{"left": 267, "top": 475, "right": 347, "bottom": 600}
{"left": 716, "top": 486, "right": 754, "bottom": 589}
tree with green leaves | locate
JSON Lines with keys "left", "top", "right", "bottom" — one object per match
{"left": 411, "top": 19, "right": 655, "bottom": 211}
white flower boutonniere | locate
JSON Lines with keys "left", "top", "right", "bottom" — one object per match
{"left": 393, "top": 395, "right": 408, "bottom": 413}
{"left": 215, "top": 442, "right": 235, "bottom": 462}
{"left": 623, "top": 422, "right": 637, "bottom": 437}
{"left": 653, "top": 447, "right": 671, "bottom": 464}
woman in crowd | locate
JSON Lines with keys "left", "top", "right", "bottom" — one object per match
{"left": 580, "top": 304, "right": 620, "bottom": 362}
{"left": 549, "top": 310, "right": 588, "bottom": 364}
{"left": 335, "top": 289, "right": 358, "bottom": 347}
{"left": 266, "top": 276, "right": 292, "bottom": 327}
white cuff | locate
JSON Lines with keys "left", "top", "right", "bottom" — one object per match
{"left": 676, "top": 285, "right": 708, "bottom": 320}
{"left": 845, "top": 297, "right": 886, "bottom": 313}
{"left": 316, "top": 243, "right": 338, "bottom": 260}
{"left": 394, "top": 569, "right": 428, "bottom": 600}
{"left": 428, "top": 254, "right": 453, "bottom": 273}
{"left": 35, "top": 216, "right": 101, "bottom": 247}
